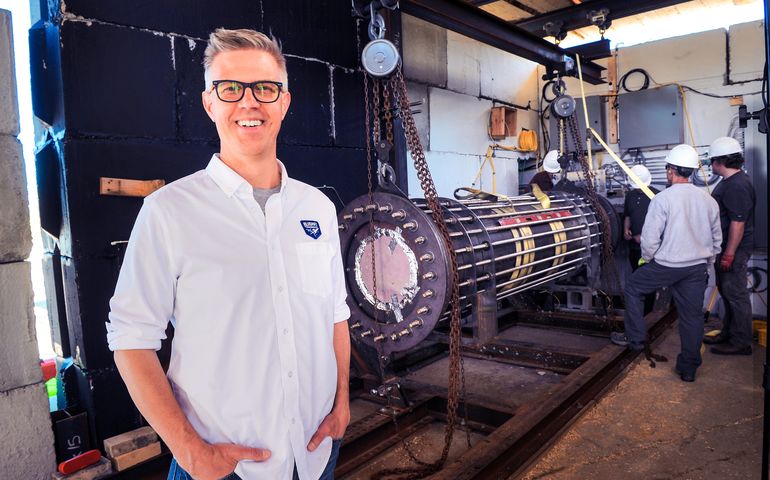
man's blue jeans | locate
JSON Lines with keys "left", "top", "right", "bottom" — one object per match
{"left": 168, "top": 439, "right": 342, "bottom": 480}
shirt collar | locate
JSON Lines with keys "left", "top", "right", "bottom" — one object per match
{"left": 206, "top": 154, "right": 289, "bottom": 198}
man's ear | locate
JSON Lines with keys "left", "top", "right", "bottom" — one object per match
{"left": 280, "top": 91, "right": 292, "bottom": 120}
{"left": 202, "top": 90, "right": 216, "bottom": 122}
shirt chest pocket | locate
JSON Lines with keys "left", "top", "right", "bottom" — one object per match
{"left": 295, "top": 242, "right": 334, "bottom": 297}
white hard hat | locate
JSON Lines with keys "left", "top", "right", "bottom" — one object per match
{"left": 543, "top": 150, "right": 561, "bottom": 173}
{"left": 708, "top": 136, "right": 742, "bottom": 158}
{"left": 665, "top": 144, "right": 699, "bottom": 169}
{"left": 629, "top": 164, "right": 651, "bottom": 187}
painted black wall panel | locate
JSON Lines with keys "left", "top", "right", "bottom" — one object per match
{"left": 29, "top": 22, "right": 65, "bottom": 128}
{"left": 59, "top": 21, "right": 176, "bottom": 139}
{"left": 63, "top": 0, "right": 263, "bottom": 40}
{"left": 278, "top": 145, "right": 368, "bottom": 210}
{"left": 60, "top": 139, "right": 215, "bottom": 260}
{"left": 63, "top": 364, "right": 142, "bottom": 452}
{"left": 174, "top": 37, "right": 218, "bottom": 142}
{"left": 62, "top": 255, "right": 126, "bottom": 369}
{"left": 262, "top": 0, "right": 359, "bottom": 69}
{"left": 332, "top": 68, "right": 366, "bottom": 149}
{"left": 42, "top": 249, "right": 71, "bottom": 358}
{"left": 85, "top": 368, "right": 143, "bottom": 446}
{"left": 279, "top": 57, "right": 333, "bottom": 146}
{"left": 35, "top": 140, "right": 64, "bottom": 239}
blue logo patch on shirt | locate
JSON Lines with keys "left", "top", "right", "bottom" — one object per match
{"left": 300, "top": 220, "right": 322, "bottom": 239}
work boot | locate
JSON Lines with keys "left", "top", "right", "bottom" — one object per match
{"left": 703, "top": 332, "right": 729, "bottom": 345}
{"left": 610, "top": 332, "right": 643, "bottom": 350}
{"left": 674, "top": 367, "right": 695, "bottom": 383}
{"left": 710, "top": 345, "right": 752, "bottom": 356}
{"left": 610, "top": 332, "right": 629, "bottom": 346}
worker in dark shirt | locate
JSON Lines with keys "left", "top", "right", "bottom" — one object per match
{"left": 622, "top": 164, "right": 660, "bottom": 315}
{"left": 703, "top": 136, "right": 756, "bottom": 356}
{"left": 623, "top": 164, "right": 660, "bottom": 270}
{"left": 529, "top": 150, "right": 560, "bottom": 191}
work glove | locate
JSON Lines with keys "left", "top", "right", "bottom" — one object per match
{"left": 719, "top": 254, "right": 735, "bottom": 272}
{"left": 638, "top": 258, "right": 648, "bottom": 267}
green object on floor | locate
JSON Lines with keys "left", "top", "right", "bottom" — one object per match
{"left": 45, "top": 377, "right": 57, "bottom": 398}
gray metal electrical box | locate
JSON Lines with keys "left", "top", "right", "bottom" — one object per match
{"left": 618, "top": 85, "right": 683, "bottom": 149}
{"left": 548, "top": 95, "right": 607, "bottom": 152}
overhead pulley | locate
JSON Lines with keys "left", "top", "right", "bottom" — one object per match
{"left": 360, "top": 1, "right": 400, "bottom": 77}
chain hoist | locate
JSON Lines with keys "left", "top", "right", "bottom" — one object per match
{"left": 359, "top": 5, "right": 469, "bottom": 476}
{"left": 551, "top": 79, "right": 620, "bottom": 314}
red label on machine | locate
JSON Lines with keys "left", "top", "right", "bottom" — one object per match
{"left": 499, "top": 210, "right": 571, "bottom": 226}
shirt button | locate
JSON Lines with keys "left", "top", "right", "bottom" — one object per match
{"left": 283, "top": 328, "right": 289, "bottom": 335}
{"left": 291, "top": 418, "right": 296, "bottom": 424}
{"left": 277, "top": 286, "right": 284, "bottom": 293}
{"left": 288, "top": 371, "right": 293, "bottom": 378}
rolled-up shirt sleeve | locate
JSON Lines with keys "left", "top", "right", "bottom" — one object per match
{"left": 106, "top": 195, "right": 177, "bottom": 351}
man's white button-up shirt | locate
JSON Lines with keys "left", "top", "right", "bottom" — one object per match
{"left": 107, "top": 155, "right": 350, "bottom": 479}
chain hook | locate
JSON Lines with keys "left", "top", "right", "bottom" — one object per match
{"left": 368, "top": 2, "right": 386, "bottom": 40}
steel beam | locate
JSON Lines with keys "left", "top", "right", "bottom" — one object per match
{"left": 515, "top": 0, "right": 691, "bottom": 37}
{"left": 400, "top": 0, "right": 605, "bottom": 84}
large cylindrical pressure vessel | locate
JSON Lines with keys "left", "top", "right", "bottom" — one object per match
{"left": 338, "top": 190, "right": 611, "bottom": 354}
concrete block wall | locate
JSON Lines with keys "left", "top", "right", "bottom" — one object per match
{"left": 0, "top": 8, "right": 56, "bottom": 478}
{"left": 402, "top": 14, "right": 538, "bottom": 198}
{"left": 555, "top": 21, "right": 767, "bottom": 317}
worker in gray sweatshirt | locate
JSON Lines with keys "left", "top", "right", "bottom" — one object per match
{"left": 611, "top": 144, "right": 722, "bottom": 382}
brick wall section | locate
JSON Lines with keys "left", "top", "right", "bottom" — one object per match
{"left": 0, "top": 8, "right": 56, "bottom": 477}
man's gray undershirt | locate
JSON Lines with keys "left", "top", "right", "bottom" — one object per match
{"left": 253, "top": 185, "right": 281, "bottom": 213}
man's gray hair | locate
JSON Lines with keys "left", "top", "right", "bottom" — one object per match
{"left": 203, "top": 28, "right": 288, "bottom": 89}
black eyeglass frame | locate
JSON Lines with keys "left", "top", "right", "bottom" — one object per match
{"left": 210, "top": 80, "right": 285, "bottom": 103}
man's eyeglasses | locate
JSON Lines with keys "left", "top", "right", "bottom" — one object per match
{"left": 211, "top": 80, "right": 284, "bottom": 103}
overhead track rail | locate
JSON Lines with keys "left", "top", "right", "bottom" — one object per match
{"left": 515, "top": 0, "right": 691, "bottom": 38}
{"left": 399, "top": 0, "right": 606, "bottom": 84}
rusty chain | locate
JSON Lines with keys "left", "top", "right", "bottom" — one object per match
{"left": 565, "top": 113, "right": 620, "bottom": 314}
{"left": 368, "top": 66, "right": 466, "bottom": 480}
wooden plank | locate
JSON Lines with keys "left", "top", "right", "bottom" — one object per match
{"left": 111, "top": 441, "right": 162, "bottom": 472}
{"left": 100, "top": 177, "right": 165, "bottom": 197}
{"left": 51, "top": 457, "right": 112, "bottom": 480}
{"left": 607, "top": 52, "right": 618, "bottom": 144}
{"left": 103, "top": 426, "right": 158, "bottom": 459}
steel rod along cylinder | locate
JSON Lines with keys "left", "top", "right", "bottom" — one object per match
{"left": 338, "top": 190, "right": 610, "bottom": 354}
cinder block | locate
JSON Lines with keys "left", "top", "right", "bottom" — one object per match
{"left": 0, "top": 10, "right": 20, "bottom": 136}
{"left": 59, "top": 21, "right": 176, "bottom": 138}
{"left": 111, "top": 441, "right": 161, "bottom": 472}
{"left": 0, "top": 383, "right": 57, "bottom": 478}
{"left": 51, "top": 456, "right": 112, "bottom": 480}
{"left": 63, "top": 0, "right": 263, "bottom": 40}
{"left": 279, "top": 57, "right": 333, "bottom": 147}
{"left": 0, "top": 262, "right": 43, "bottom": 392}
{"left": 174, "top": 36, "right": 217, "bottom": 142}
{"left": 332, "top": 68, "right": 365, "bottom": 149}
{"left": 402, "top": 13, "right": 448, "bottom": 87}
{"left": 0, "top": 135, "right": 32, "bottom": 261}
{"left": 103, "top": 426, "right": 158, "bottom": 459}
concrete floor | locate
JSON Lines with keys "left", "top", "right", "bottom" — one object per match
{"left": 521, "top": 320, "right": 765, "bottom": 480}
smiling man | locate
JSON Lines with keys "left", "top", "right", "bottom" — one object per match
{"left": 106, "top": 29, "right": 351, "bottom": 480}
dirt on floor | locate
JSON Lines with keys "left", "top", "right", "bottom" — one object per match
{"left": 519, "top": 319, "right": 764, "bottom": 480}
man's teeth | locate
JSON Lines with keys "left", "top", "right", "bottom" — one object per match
{"left": 237, "top": 120, "right": 263, "bottom": 127}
